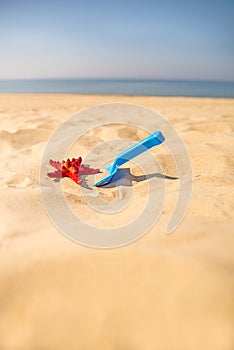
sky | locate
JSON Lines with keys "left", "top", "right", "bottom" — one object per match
{"left": 0, "top": 0, "right": 233, "bottom": 81}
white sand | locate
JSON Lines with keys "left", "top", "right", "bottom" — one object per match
{"left": 0, "top": 94, "right": 234, "bottom": 350}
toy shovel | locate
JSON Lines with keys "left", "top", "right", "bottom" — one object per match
{"left": 93, "top": 130, "right": 165, "bottom": 186}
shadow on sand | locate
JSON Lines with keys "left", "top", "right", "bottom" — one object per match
{"left": 82, "top": 167, "right": 178, "bottom": 189}
{"left": 54, "top": 167, "right": 178, "bottom": 190}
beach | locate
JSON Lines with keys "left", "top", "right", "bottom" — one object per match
{"left": 0, "top": 94, "right": 234, "bottom": 350}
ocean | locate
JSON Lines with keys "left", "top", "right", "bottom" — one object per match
{"left": 0, "top": 79, "right": 234, "bottom": 98}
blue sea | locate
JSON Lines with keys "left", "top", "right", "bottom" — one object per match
{"left": 0, "top": 79, "right": 234, "bottom": 98}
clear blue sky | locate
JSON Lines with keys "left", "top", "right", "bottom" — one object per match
{"left": 0, "top": 0, "right": 233, "bottom": 80}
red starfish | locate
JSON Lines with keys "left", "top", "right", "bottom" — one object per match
{"left": 47, "top": 157, "right": 99, "bottom": 184}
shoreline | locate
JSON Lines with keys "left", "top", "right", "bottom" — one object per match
{"left": 1, "top": 92, "right": 234, "bottom": 99}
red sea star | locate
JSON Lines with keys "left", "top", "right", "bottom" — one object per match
{"left": 47, "top": 157, "right": 99, "bottom": 184}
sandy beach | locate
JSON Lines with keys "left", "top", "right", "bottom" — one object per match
{"left": 0, "top": 94, "right": 234, "bottom": 350}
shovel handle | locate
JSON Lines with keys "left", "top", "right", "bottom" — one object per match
{"left": 113, "top": 131, "right": 165, "bottom": 168}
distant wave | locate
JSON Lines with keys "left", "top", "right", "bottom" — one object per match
{"left": 0, "top": 79, "right": 234, "bottom": 98}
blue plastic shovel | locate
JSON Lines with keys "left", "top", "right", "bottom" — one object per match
{"left": 93, "top": 130, "right": 165, "bottom": 187}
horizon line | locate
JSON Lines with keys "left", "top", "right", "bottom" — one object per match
{"left": 0, "top": 77, "right": 234, "bottom": 83}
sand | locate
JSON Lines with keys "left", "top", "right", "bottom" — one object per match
{"left": 0, "top": 94, "right": 234, "bottom": 350}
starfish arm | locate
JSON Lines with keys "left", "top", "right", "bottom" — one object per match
{"left": 79, "top": 164, "right": 100, "bottom": 175}
{"left": 49, "top": 159, "right": 62, "bottom": 170}
{"left": 47, "top": 170, "right": 62, "bottom": 178}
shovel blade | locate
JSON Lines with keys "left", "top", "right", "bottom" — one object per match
{"left": 93, "top": 165, "right": 118, "bottom": 187}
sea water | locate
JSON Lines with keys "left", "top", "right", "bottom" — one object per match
{"left": 0, "top": 79, "right": 233, "bottom": 98}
